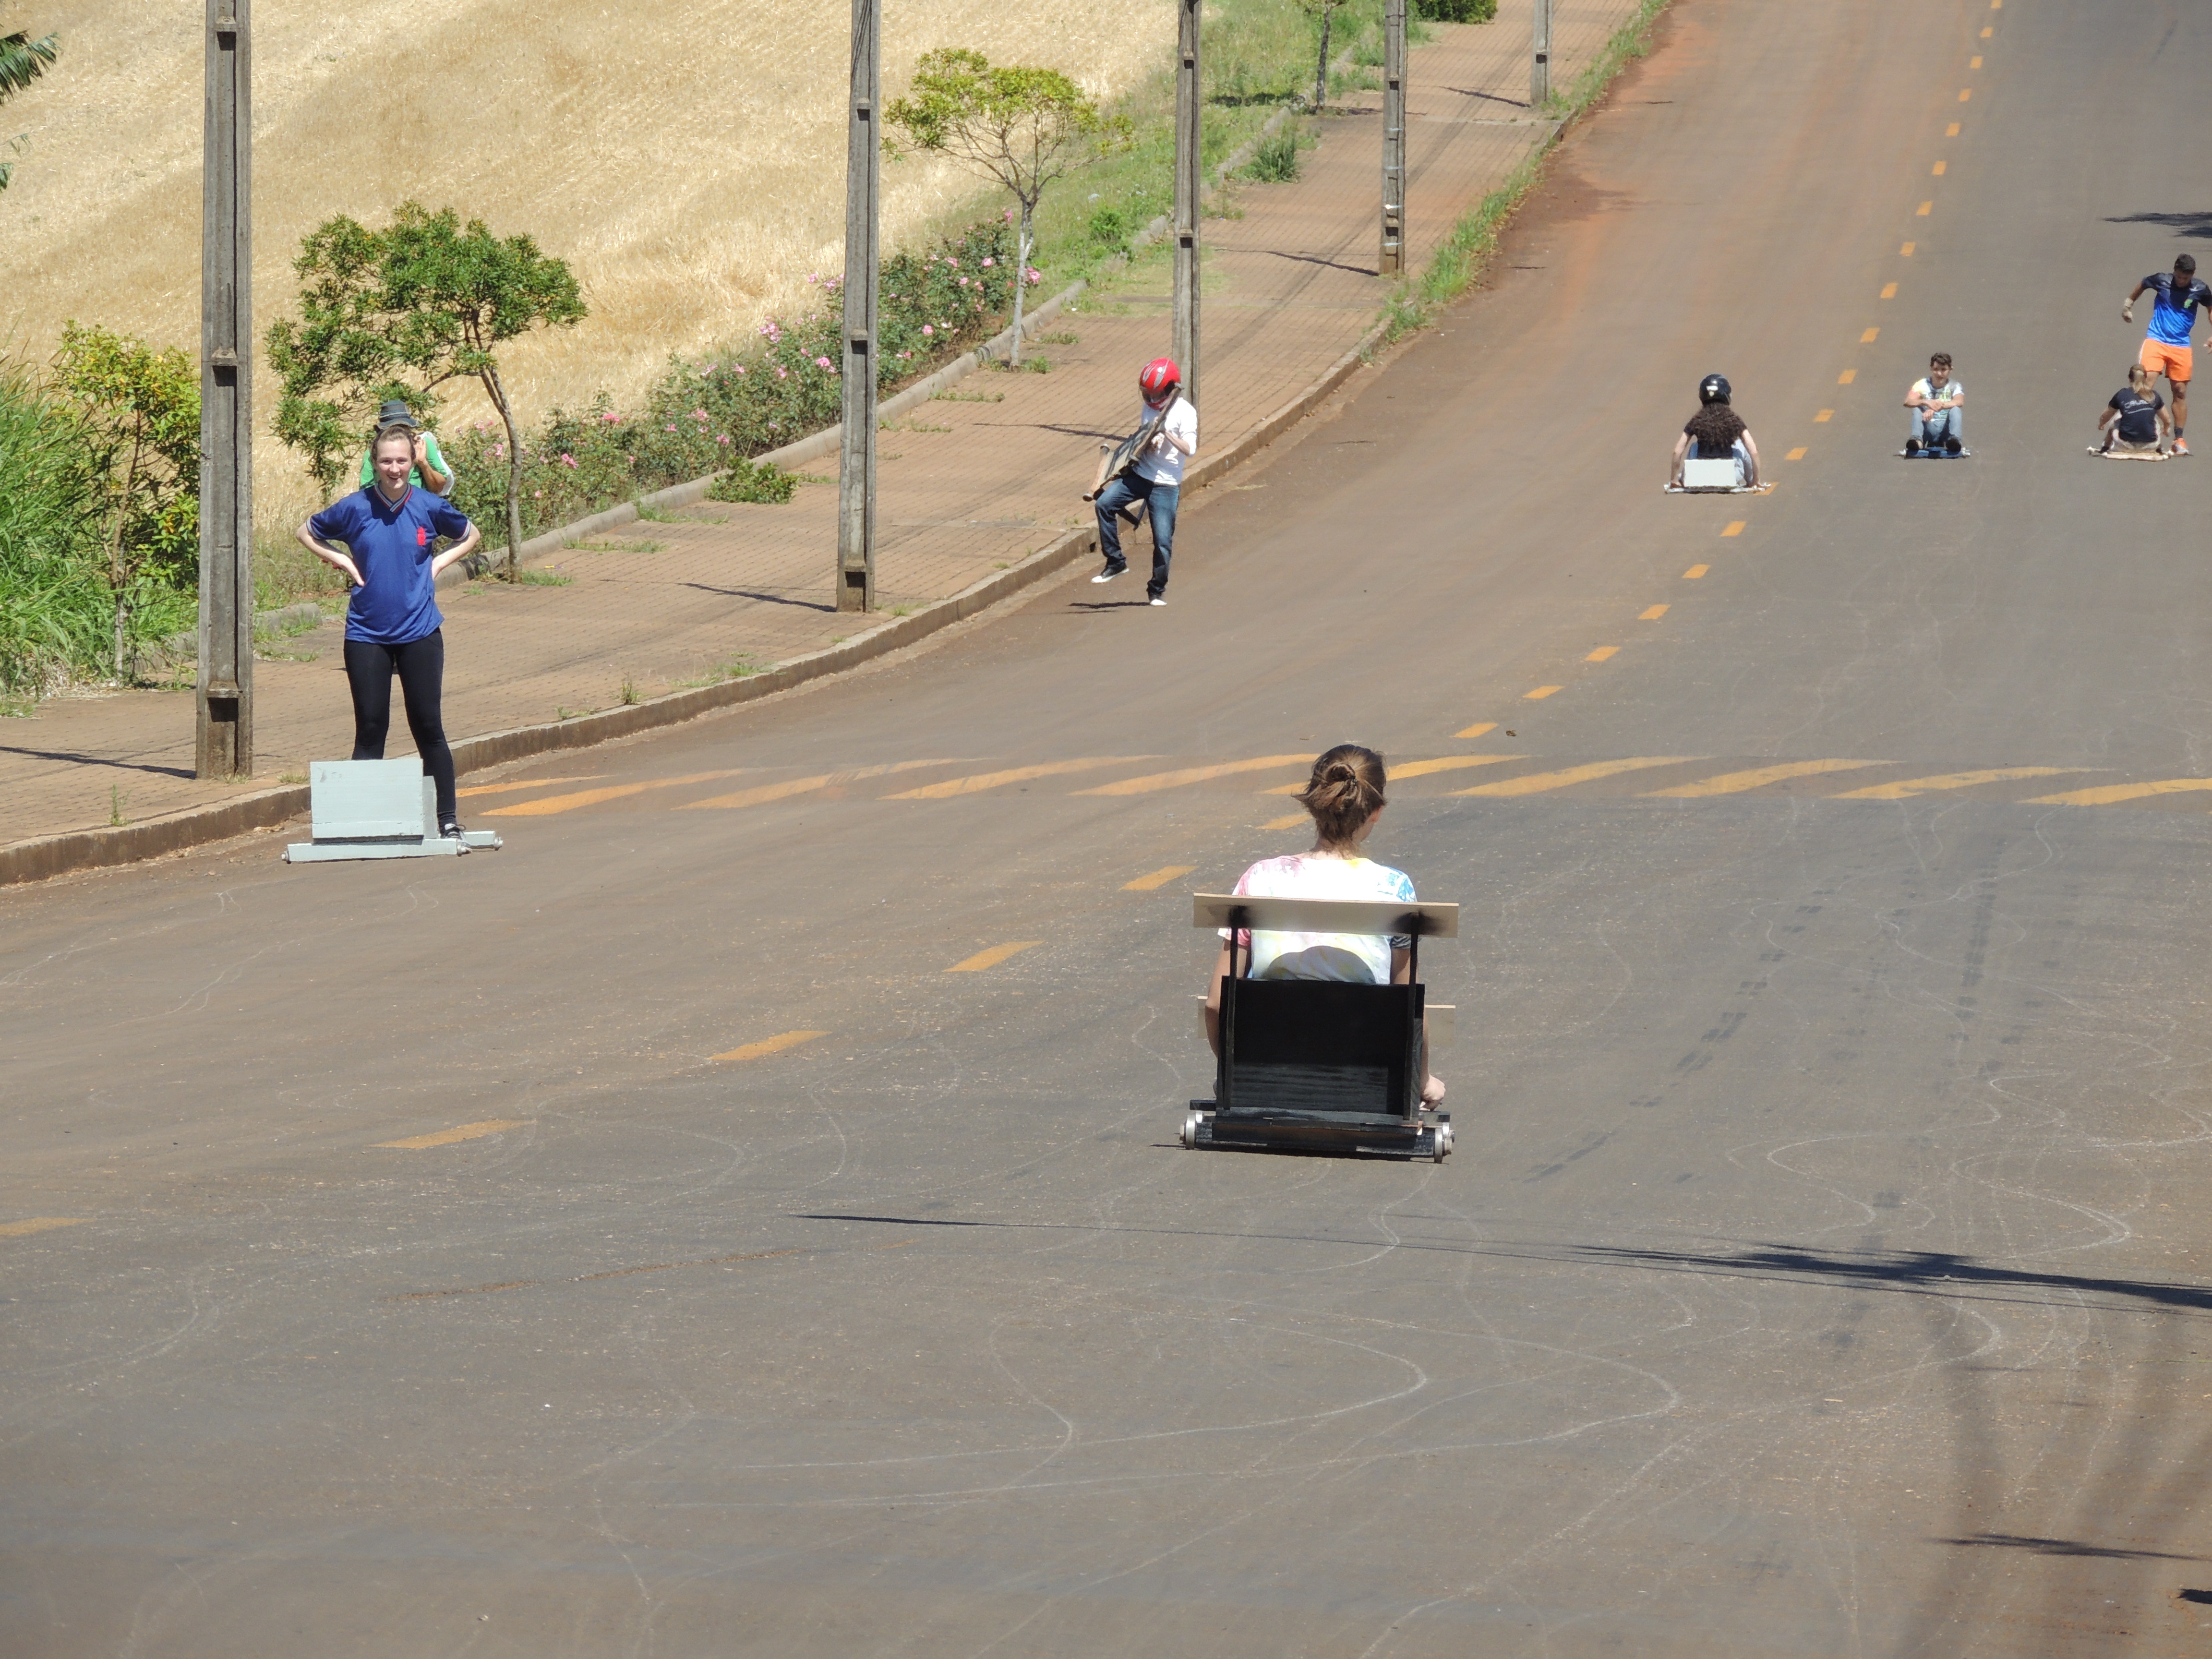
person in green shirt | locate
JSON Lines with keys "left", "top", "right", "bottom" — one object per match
{"left": 354, "top": 399, "right": 455, "bottom": 495}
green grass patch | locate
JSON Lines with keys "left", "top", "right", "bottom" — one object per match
{"left": 707, "top": 457, "right": 798, "bottom": 505}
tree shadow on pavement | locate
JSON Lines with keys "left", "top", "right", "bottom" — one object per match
{"left": 1936, "top": 1533, "right": 2205, "bottom": 1563}
{"left": 680, "top": 583, "right": 833, "bottom": 613}
{"left": 2105, "top": 211, "right": 2212, "bottom": 239}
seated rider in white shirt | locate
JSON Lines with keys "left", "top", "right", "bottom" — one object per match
{"left": 1903, "top": 352, "right": 1965, "bottom": 455}
{"left": 1202, "top": 745, "right": 1446, "bottom": 1105}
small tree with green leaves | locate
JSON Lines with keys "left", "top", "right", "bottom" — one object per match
{"left": 886, "top": 49, "right": 1127, "bottom": 366}
{"left": 52, "top": 323, "right": 199, "bottom": 680}
{"left": 0, "top": 30, "right": 60, "bottom": 193}
{"left": 266, "top": 201, "right": 586, "bottom": 575}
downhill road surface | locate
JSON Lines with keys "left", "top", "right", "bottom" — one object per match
{"left": 9, "top": 2, "right": 2212, "bottom": 1654}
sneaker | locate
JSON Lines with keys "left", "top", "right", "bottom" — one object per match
{"left": 1904, "top": 438, "right": 1921, "bottom": 457}
{"left": 1091, "top": 564, "right": 1126, "bottom": 584}
{"left": 441, "top": 818, "right": 471, "bottom": 853}
{"left": 1944, "top": 437, "right": 1963, "bottom": 455}
{"left": 2175, "top": 438, "right": 2193, "bottom": 457}
{"left": 1149, "top": 596, "right": 1166, "bottom": 607}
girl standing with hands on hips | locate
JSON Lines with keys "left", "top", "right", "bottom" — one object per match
{"left": 296, "top": 424, "right": 481, "bottom": 844}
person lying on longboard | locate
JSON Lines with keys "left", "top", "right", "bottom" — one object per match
{"left": 1086, "top": 358, "right": 1196, "bottom": 607}
{"left": 1670, "top": 373, "right": 1762, "bottom": 488}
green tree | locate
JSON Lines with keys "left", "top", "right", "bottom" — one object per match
{"left": 52, "top": 323, "right": 200, "bottom": 680}
{"left": 886, "top": 49, "right": 1127, "bottom": 366}
{"left": 1296, "top": 0, "right": 1347, "bottom": 111}
{"left": 266, "top": 201, "right": 587, "bottom": 575}
{"left": 0, "top": 30, "right": 60, "bottom": 193}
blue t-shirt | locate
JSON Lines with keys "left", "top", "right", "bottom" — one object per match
{"left": 2142, "top": 272, "right": 2212, "bottom": 347}
{"left": 309, "top": 485, "right": 470, "bottom": 645}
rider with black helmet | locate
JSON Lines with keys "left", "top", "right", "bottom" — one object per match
{"left": 1671, "top": 373, "right": 1763, "bottom": 488}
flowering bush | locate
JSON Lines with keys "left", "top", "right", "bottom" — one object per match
{"left": 441, "top": 220, "right": 1020, "bottom": 542}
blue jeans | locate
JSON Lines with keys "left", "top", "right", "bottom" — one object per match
{"left": 1095, "top": 474, "right": 1179, "bottom": 599}
{"left": 1911, "top": 407, "right": 1963, "bottom": 448}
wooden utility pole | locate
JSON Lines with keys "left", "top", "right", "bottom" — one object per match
{"left": 836, "top": 0, "right": 880, "bottom": 613}
{"left": 197, "top": 0, "right": 252, "bottom": 778}
{"left": 1173, "top": 0, "right": 1202, "bottom": 409}
{"left": 1531, "top": 0, "right": 1552, "bottom": 108}
{"left": 1380, "top": 0, "right": 1406, "bottom": 276}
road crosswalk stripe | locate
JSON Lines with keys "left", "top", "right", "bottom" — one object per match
{"left": 1075, "top": 756, "right": 1312, "bottom": 796}
{"left": 1832, "top": 767, "right": 2083, "bottom": 800}
{"left": 1645, "top": 759, "right": 1881, "bottom": 798}
{"left": 886, "top": 757, "right": 1153, "bottom": 800}
{"left": 2024, "top": 779, "right": 2212, "bottom": 806}
{"left": 680, "top": 759, "right": 952, "bottom": 810}
{"left": 1454, "top": 757, "right": 1702, "bottom": 797}
{"left": 482, "top": 769, "right": 747, "bottom": 817}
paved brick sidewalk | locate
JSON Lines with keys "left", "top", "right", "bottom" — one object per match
{"left": 0, "top": 0, "right": 1641, "bottom": 854}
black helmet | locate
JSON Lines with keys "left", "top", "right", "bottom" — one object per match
{"left": 1698, "top": 374, "right": 1731, "bottom": 406}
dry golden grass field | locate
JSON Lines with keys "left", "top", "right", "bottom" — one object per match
{"left": 0, "top": 0, "right": 1173, "bottom": 525}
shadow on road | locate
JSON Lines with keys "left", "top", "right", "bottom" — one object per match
{"left": 2105, "top": 210, "right": 2212, "bottom": 239}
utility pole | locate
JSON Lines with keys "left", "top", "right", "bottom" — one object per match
{"left": 1173, "top": 0, "right": 1202, "bottom": 410}
{"left": 197, "top": 0, "right": 252, "bottom": 778}
{"left": 1530, "top": 0, "right": 1552, "bottom": 109}
{"left": 1380, "top": 0, "right": 1405, "bottom": 276}
{"left": 836, "top": 0, "right": 880, "bottom": 613}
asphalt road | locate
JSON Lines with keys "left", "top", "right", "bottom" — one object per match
{"left": 10, "top": 2, "right": 2212, "bottom": 1653}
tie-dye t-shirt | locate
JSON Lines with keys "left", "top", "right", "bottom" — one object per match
{"left": 1221, "top": 854, "right": 1417, "bottom": 985}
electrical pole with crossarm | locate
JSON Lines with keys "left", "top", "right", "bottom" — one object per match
{"left": 837, "top": 0, "right": 880, "bottom": 613}
{"left": 197, "top": 0, "right": 252, "bottom": 777}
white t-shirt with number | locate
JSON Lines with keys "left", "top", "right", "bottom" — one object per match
{"left": 1135, "top": 396, "right": 1199, "bottom": 487}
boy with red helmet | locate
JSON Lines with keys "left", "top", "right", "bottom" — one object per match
{"left": 1093, "top": 357, "right": 1197, "bottom": 605}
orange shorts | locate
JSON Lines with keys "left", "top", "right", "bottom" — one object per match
{"left": 2140, "top": 338, "right": 2193, "bottom": 384}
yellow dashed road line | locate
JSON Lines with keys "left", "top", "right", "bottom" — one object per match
{"left": 1455, "top": 721, "right": 1497, "bottom": 739}
{"left": 1646, "top": 759, "right": 1881, "bottom": 798}
{"left": 0, "top": 1217, "right": 89, "bottom": 1240}
{"left": 2026, "top": 779, "right": 2212, "bottom": 807}
{"left": 456, "top": 776, "right": 603, "bottom": 799}
{"left": 1833, "top": 767, "right": 2085, "bottom": 801}
{"left": 1455, "top": 757, "right": 1702, "bottom": 798}
{"left": 1640, "top": 604, "right": 1670, "bottom": 620}
{"left": 948, "top": 941, "right": 1042, "bottom": 972}
{"left": 1123, "top": 865, "right": 1197, "bottom": 892}
{"left": 887, "top": 757, "right": 1154, "bottom": 800}
{"left": 1074, "top": 756, "right": 1311, "bottom": 796}
{"left": 680, "top": 759, "right": 952, "bottom": 810}
{"left": 483, "top": 769, "right": 747, "bottom": 817}
{"left": 375, "top": 1119, "right": 529, "bottom": 1151}
{"left": 711, "top": 1030, "right": 828, "bottom": 1063}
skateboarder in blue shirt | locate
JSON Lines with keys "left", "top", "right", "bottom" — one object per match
{"left": 297, "top": 425, "right": 483, "bottom": 841}
{"left": 2124, "top": 254, "right": 2211, "bottom": 456}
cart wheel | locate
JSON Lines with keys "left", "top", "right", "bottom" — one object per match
{"left": 1433, "top": 1121, "right": 1453, "bottom": 1163}
{"left": 1182, "top": 1111, "right": 1201, "bottom": 1149}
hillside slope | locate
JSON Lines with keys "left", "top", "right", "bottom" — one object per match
{"left": 0, "top": 0, "right": 1167, "bottom": 521}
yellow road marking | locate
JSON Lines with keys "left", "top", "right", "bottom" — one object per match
{"left": 484, "top": 769, "right": 746, "bottom": 817}
{"left": 1786, "top": 447, "right": 1808, "bottom": 460}
{"left": 1262, "top": 812, "right": 1308, "bottom": 831}
{"left": 710, "top": 1030, "right": 827, "bottom": 1063}
{"left": 1838, "top": 370, "right": 1857, "bottom": 384}
{"left": 1263, "top": 752, "right": 1515, "bottom": 794}
{"left": 1815, "top": 409, "right": 1835, "bottom": 422}
{"left": 1075, "top": 755, "right": 1311, "bottom": 796}
{"left": 1455, "top": 757, "right": 1701, "bottom": 798}
{"left": 1645, "top": 759, "right": 1881, "bottom": 799}
{"left": 1640, "top": 604, "right": 1669, "bottom": 620}
{"left": 1832, "top": 767, "right": 2081, "bottom": 801}
{"left": 887, "top": 757, "right": 1152, "bottom": 800}
{"left": 1931, "top": 161, "right": 1946, "bottom": 176}
{"left": 457, "top": 776, "right": 602, "bottom": 799}
{"left": 1524, "top": 685, "right": 1562, "bottom": 700}
{"left": 1586, "top": 646, "right": 1619, "bottom": 662}
{"left": 1722, "top": 522, "right": 1745, "bottom": 537}
{"left": 1969, "top": 55, "right": 1982, "bottom": 68}
{"left": 1683, "top": 564, "right": 1709, "bottom": 578}
{"left": 1980, "top": 26, "right": 1992, "bottom": 37}
{"left": 1455, "top": 721, "right": 1498, "bottom": 739}
{"left": 1123, "top": 865, "right": 1196, "bottom": 891}
{"left": 2026, "top": 779, "right": 2212, "bottom": 807}
{"left": 1900, "top": 242, "right": 1914, "bottom": 256}
{"left": 0, "top": 1217, "right": 88, "bottom": 1240}
{"left": 681, "top": 758, "right": 950, "bottom": 810}
{"left": 1917, "top": 201, "right": 1933, "bottom": 216}
{"left": 949, "top": 941, "right": 1041, "bottom": 972}
{"left": 1881, "top": 283, "right": 1899, "bottom": 300}
{"left": 1958, "top": 87, "right": 1971, "bottom": 101}
{"left": 375, "top": 1119, "right": 529, "bottom": 1151}
{"left": 1860, "top": 328, "right": 1880, "bottom": 343}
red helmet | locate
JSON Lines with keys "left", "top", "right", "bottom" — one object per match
{"left": 1139, "top": 357, "right": 1180, "bottom": 399}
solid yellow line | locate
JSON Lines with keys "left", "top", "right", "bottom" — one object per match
{"left": 1838, "top": 370, "right": 1857, "bottom": 385}
{"left": 1075, "top": 755, "right": 1311, "bottom": 796}
{"left": 948, "top": 941, "right": 1042, "bottom": 972}
{"left": 1860, "top": 328, "right": 1880, "bottom": 343}
{"left": 1455, "top": 757, "right": 1701, "bottom": 798}
{"left": 1122, "top": 864, "right": 1196, "bottom": 891}
{"left": 1645, "top": 759, "right": 1881, "bottom": 799}
{"left": 1899, "top": 242, "right": 1914, "bottom": 256}
{"left": 1585, "top": 646, "right": 1619, "bottom": 662}
{"left": 1786, "top": 447, "right": 1808, "bottom": 460}
{"left": 1815, "top": 410, "right": 1833, "bottom": 423}
{"left": 375, "top": 1118, "right": 529, "bottom": 1151}
{"left": 2025, "top": 779, "right": 2212, "bottom": 807}
{"left": 680, "top": 758, "right": 950, "bottom": 809}
{"left": 710, "top": 1029, "right": 828, "bottom": 1063}
{"left": 483, "top": 769, "right": 746, "bottom": 817}
{"left": 0, "top": 1217, "right": 88, "bottom": 1240}
{"left": 1523, "top": 685, "right": 1562, "bottom": 700}
{"left": 1683, "top": 564, "right": 1709, "bottom": 578}
{"left": 1262, "top": 812, "right": 1308, "bottom": 831}
{"left": 1722, "top": 522, "right": 1745, "bottom": 537}
{"left": 456, "top": 776, "right": 602, "bottom": 799}
{"left": 886, "top": 757, "right": 1152, "bottom": 800}
{"left": 1640, "top": 604, "right": 1669, "bottom": 620}
{"left": 1832, "top": 767, "right": 2081, "bottom": 801}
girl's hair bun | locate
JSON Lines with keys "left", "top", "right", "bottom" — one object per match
{"left": 1295, "top": 744, "right": 1386, "bottom": 849}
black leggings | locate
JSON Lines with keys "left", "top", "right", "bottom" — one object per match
{"left": 343, "top": 630, "right": 457, "bottom": 823}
